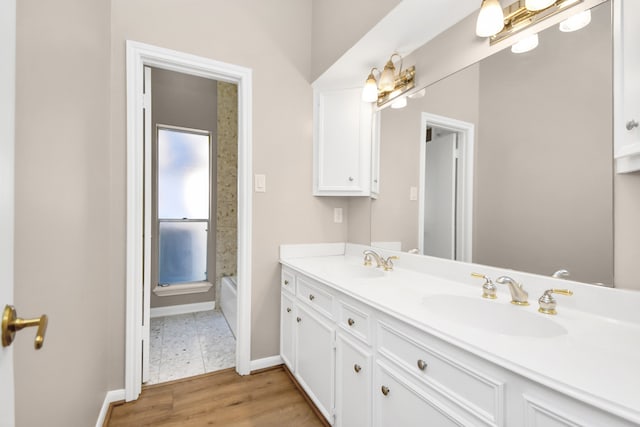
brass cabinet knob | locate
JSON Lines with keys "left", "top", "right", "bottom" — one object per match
{"left": 347, "top": 318, "right": 355, "bottom": 326}
{"left": 286, "top": 307, "right": 291, "bottom": 313}
{"left": 417, "top": 359, "right": 427, "bottom": 371}
{"left": 348, "top": 176, "right": 355, "bottom": 182}
{"left": 309, "top": 294, "right": 315, "bottom": 301}
{"left": 2, "top": 305, "right": 48, "bottom": 350}
{"left": 284, "top": 280, "right": 289, "bottom": 285}
{"left": 381, "top": 385, "right": 390, "bottom": 396}
{"left": 354, "top": 364, "right": 361, "bottom": 373}
{"left": 296, "top": 317, "right": 302, "bottom": 323}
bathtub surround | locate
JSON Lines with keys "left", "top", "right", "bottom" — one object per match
{"left": 216, "top": 82, "right": 239, "bottom": 303}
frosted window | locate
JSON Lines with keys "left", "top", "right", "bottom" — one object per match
{"left": 159, "top": 221, "right": 208, "bottom": 284}
{"left": 158, "top": 129, "right": 210, "bottom": 219}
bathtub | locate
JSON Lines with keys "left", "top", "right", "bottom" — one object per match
{"left": 220, "top": 276, "right": 237, "bottom": 338}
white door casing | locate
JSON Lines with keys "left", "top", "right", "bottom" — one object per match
{"left": 0, "top": 0, "right": 16, "bottom": 425}
{"left": 419, "top": 113, "right": 474, "bottom": 263}
{"left": 141, "top": 66, "right": 152, "bottom": 384}
{"left": 126, "top": 41, "right": 253, "bottom": 401}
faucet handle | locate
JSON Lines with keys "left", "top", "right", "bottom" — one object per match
{"left": 471, "top": 273, "right": 497, "bottom": 299}
{"left": 382, "top": 256, "right": 399, "bottom": 271}
{"left": 364, "top": 253, "right": 373, "bottom": 267}
{"left": 538, "top": 289, "right": 573, "bottom": 315}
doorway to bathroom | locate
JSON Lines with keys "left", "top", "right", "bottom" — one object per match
{"left": 419, "top": 112, "right": 474, "bottom": 262}
{"left": 126, "top": 41, "right": 253, "bottom": 401}
{"left": 143, "top": 68, "right": 239, "bottom": 385}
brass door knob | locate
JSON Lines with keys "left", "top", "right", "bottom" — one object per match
{"left": 2, "top": 305, "right": 48, "bottom": 350}
{"left": 381, "top": 385, "right": 390, "bottom": 396}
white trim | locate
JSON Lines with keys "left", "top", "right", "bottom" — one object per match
{"left": 150, "top": 301, "right": 215, "bottom": 318}
{"left": 250, "top": 355, "right": 284, "bottom": 372}
{"left": 95, "top": 389, "right": 125, "bottom": 427}
{"left": 152, "top": 281, "right": 213, "bottom": 297}
{"left": 418, "top": 113, "right": 474, "bottom": 263}
{"left": 126, "top": 40, "right": 253, "bottom": 402}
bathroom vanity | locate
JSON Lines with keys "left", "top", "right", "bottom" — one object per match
{"left": 280, "top": 243, "right": 640, "bottom": 427}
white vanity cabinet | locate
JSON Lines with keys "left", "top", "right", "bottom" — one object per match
{"left": 614, "top": 0, "right": 640, "bottom": 173}
{"left": 313, "top": 88, "right": 373, "bottom": 196}
{"left": 280, "top": 268, "right": 336, "bottom": 423}
{"left": 280, "top": 264, "right": 639, "bottom": 427}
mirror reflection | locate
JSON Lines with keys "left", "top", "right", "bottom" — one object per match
{"left": 371, "top": 2, "right": 613, "bottom": 285}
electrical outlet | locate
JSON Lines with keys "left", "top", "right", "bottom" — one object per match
{"left": 255, "top": 174, "right": 266, "bottom": 192}
{"left": 409, "top": 186, "right": 418, "bottom": 201}
{"left": 334, "top": 208, "right": 343, "bottom": 223}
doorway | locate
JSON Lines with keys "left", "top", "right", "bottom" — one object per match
{"left": 419, "top": 112, "right": 474, "bottom": 262}
{"left": 126, "top": 41, "right": 253, "bottom": 401}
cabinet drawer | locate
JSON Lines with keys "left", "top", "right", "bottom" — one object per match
{"left": 281, "top": 268, "right": 295, "bottom": 295}
{"left": 297, "top": 276, "right": 334, "bottom": 319}
{"left": 378, "top": 321, "right": 504, "bottom": 426}
{"left": 338, "top": 301, "right": 371, "bottom": 344}
{"left": 375, "top": 361, "right": 466, "bottom": 427}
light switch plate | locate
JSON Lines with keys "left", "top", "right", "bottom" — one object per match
{"left": 255, "top": 174, "right": 266, "bottom": 192}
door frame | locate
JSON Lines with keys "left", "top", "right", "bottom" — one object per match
{"left": 0, "top": 0, "right": 16, "bottom": 423}
{"left": 125, "top": 41, "right": 253, "bottom": 401}
{"left": 419, "top": 112, "right": 474, "bottom": 262}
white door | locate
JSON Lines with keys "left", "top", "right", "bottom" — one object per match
{"left": 0, "top": 0, "right": 16, "bottom": 424}
{"left": 423, "top": 131, "right": 457, "bottom": 259}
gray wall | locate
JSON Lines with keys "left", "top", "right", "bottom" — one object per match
{"left": 14, "top": 0, "right": 111, "bottom": 425}
{"left": 150, "top": 68, "right": 217, "bottom": 308}
{"left": 311, "top": 0, "right": 401, "bottom": 80}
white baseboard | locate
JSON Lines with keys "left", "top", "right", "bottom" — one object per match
{"left": 250, "top": 355, "right": 283, "bottom": 372}
{"left": 150, "top": 301, "right": 215, "bottom": 318}
{"left": 96, "top": 389, "right": 125, "bottom": 427}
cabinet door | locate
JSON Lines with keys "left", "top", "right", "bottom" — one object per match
{"left": 296, "top": 303, "right": 335, "bottom": 422}
{"left": 280, "top": 292, "right": 296, "bottom": 371}
{"left": 314, "top": 88, "right": 372, "bottom": 196}
{"left": 374, "top": 362, "right": 465, "bottom": 427}
{"left": 335, "top": 333, "right": 372, "bottom": 427}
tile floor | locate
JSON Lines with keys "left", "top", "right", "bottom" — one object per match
{"left": 147, "top": 309, "right": 236, "bottom": 385}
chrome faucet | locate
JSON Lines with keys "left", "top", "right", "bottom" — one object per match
{"left": 496, "top": 276, "right": 529, "bottom": 306}
{"left": 363, "top": 250, "right": 398, "bottom": 271}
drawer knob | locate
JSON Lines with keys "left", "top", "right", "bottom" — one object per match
{"left": 309, "top": 294, "right": 315, "bottom": 301}
{"left": 354, "top": 364, "right": 361, "bottom": 373}
{"left": 381, "top": 385, "right": 390, "bottom": 396}
{"left": 284, "top": 280, "right": 289, "bottom": 285}
{"left": 417, "top": 359, "right": 428, "bottom": 371}
{"left": 347, "top": 318, "right": 355, "bottom": 326}
{"left": 348, "top": 176, "right": 355, "bottom": 182}
{"left": 296, "top": 317, "right": 302, "bottom": 323}
{"left": 286, "top": 307, "right": 291, "bottom": 313}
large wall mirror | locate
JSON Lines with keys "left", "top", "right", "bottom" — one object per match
{"left": 370, "top": 1, "right": 613, "bottom": 285}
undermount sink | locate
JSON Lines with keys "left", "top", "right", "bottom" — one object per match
{"left": 422, "top": 294, "right": 568, "bottom": 338}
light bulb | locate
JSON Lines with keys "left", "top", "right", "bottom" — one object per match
{"left": 362, "top": 73, "right": 378, "bottom": 103}
{"left": 476, "top": 0, "right": 505, "bottom": 38}
{"left": 379, "top": 59, "right": 396, "bottom": 92}
{"left": 525, "top": 0, "right": 555, "bottom": 11}
{"left": 511, "top": 33, "right": 539, "bottom": 53}
{"left": 559, "top": 9, "right": 591, "bottom": 32}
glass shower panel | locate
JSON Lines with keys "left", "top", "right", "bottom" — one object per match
{"left": 159, "top": 221, "right": 208, "bottom": 284}
{"left": 158, "top": 129, "right": 210, "bottom": 219}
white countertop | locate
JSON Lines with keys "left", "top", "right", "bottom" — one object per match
{"left": 280, "top": 244, "right": 640, "bottom": 424}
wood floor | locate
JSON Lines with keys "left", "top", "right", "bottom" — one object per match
{"left": 106, "top": 366, "right": 328, "bottom": 427}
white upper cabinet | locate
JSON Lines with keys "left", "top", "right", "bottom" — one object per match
{"left": 614, "top": 0, "right": 640, "bottom": 173}
{"left": 314, "top": 88, "right": 373, "bottom": 196}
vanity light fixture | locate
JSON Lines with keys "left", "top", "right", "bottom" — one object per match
{"left": 476, "top": 0, "right": 584, "bottom": 44}
{"left": 558, "top": 8, "right": 591, "bottom": 32}
{"left": 476, "top": 0, "right": 505, "bottom": 37}
{"left": 511, "top": 33, "right": 539, "bottom": 53}
{"left": 361, "top": 53, "right": 415, "bottom": 107}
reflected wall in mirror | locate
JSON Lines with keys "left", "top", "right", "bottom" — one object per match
{"left": 371, "top": 1, "right": 613, "bottom": 285}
